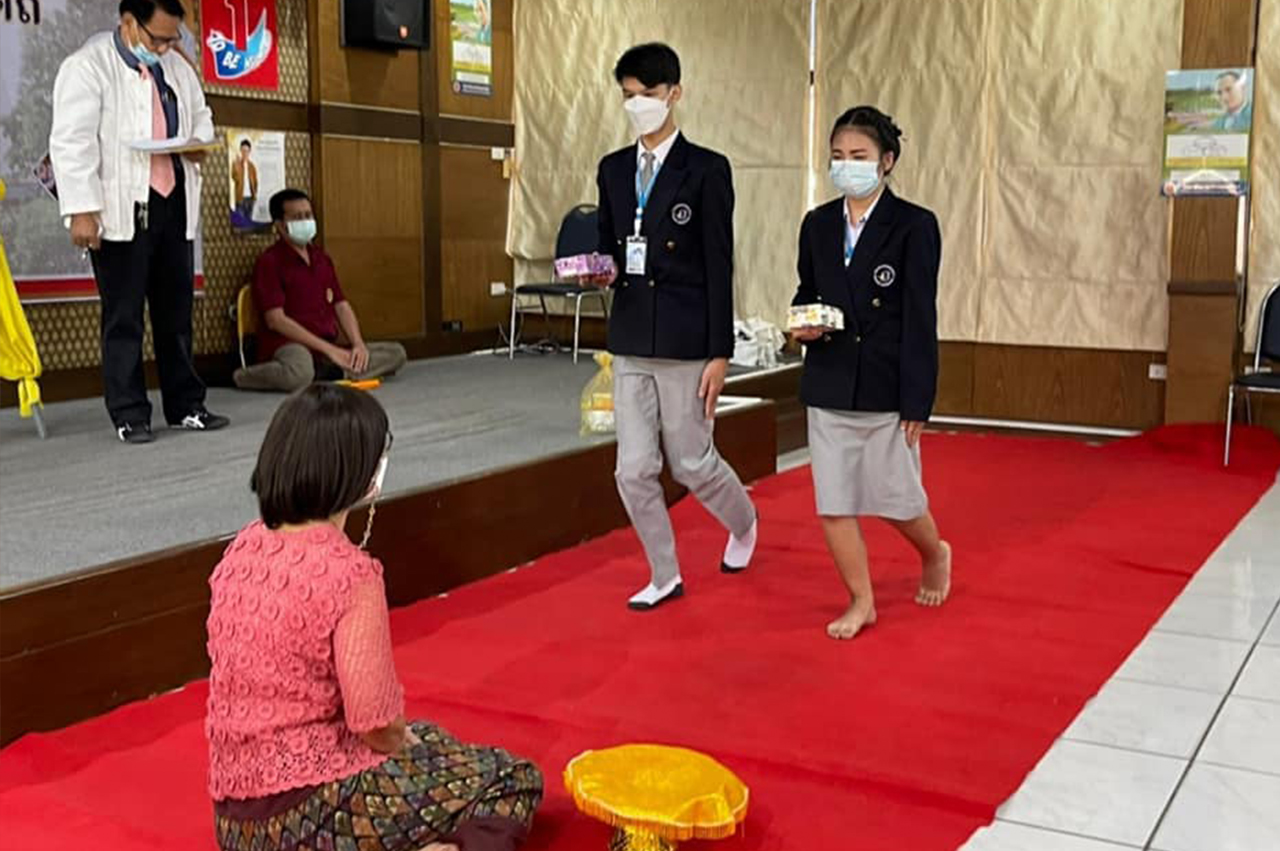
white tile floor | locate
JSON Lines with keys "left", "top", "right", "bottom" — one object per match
{"left": 963, "top": 479, "right": 1280, "bottom": 851}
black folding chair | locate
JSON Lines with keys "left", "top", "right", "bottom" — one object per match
{"left": 508, "top": 204, "right": 609, "bottom": 363}
{"left": 1224, "top": 280, "right": 1280, "bottom": 465}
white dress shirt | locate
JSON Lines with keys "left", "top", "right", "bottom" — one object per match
{"left": 843, "top": 189, "right": 884, "bottom": 266}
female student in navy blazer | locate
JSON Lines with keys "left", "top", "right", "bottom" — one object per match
{"left": 791, "top": 106, "right": 953, "bottom": 641}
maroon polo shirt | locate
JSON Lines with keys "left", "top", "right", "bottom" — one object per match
{"left": 252, "top": 239, "right": 347, "bottom": 362}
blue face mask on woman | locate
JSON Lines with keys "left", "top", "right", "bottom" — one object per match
{"left": 830, "top": 160, "right": 881, "bottom": 199}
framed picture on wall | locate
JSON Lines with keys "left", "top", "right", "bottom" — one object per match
{"left": 1162, "top": 68, "right": 1254, "bottom": 196}
{"left": 450, "top": 0, "right": 493, "bottom": 96}
{"left": 226, "top": 129, "right": 286, "bottom": 232}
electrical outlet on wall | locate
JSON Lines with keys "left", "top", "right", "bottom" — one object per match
{"left": 490, "top": 282, "right": 507, "bottom": 297}
{"left": 1148, "top": 363, "right": 1168, "bottom": 380}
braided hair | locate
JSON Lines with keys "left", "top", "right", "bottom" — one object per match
{"left": 830, "top": 106, "right": 904, "bottom": 174}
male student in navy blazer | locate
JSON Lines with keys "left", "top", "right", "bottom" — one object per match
{"left": 585, "top": 43, "right": 758, "bottom": 611}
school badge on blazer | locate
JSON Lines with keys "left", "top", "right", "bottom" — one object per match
{"left": 873, "top": 264, "right": 896, "bottom": 287}
{"left": 672, "top": 203, "right": 693, "bottom": 225}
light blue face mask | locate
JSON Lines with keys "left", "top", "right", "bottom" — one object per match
{"left": 286, "top": 218, "right": 317, "bottom": 246}
{"left": 131, "top": 40, "right": 163, "bottom": 67}
{"left": 830, "top": 159, "right": 881, "bottom": 199}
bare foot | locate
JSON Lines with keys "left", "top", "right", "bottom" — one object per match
{"left": 421, "top": 844, "right": 460, "bottom": 851}
{"left": 915, "top": 540, "right": 952, "bottom": 607}
{"left": 826, "top": 599, "right": 877, "bottom": 640}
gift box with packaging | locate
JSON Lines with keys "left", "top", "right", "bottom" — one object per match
{"left": 555, "top": 253, "right": 617, "bottom": 280}
{"left": 787, "top": 303, "right": 845, "bottom": 331}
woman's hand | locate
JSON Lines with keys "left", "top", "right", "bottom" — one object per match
{"left": 902, "top": 420, "right": 925, "bottom": 448}
{"left": 359, "top": 716, "right": 408, "bottom": 754}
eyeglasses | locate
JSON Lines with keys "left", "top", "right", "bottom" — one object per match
{"left": 138, "top": 20, "right": 182, "bottom": 48}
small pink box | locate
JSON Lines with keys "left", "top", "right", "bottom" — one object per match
{"left": 555, "top": 253, "right": 616, "bottom": 279}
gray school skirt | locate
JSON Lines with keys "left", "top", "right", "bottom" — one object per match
{"left": 807, "top": 407, "right": 928, "bottom": 520}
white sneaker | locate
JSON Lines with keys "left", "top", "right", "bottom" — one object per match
{"left": 721, "top": 517, "right": 758, "bottom": 574}
{"left": 627, "top": 577, "right": 684, "bottom": 611}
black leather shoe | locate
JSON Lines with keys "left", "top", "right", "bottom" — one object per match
{"left": 116, "top": 422, "right": 155, "bottom": 444}
{"left": 168, "top": 410, "right": 230, "bottom": 431}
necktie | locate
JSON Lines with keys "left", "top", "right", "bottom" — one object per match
{"left": 143, "top": 68, "right": 175, "bottom": 198}
{"left": 640, "top": 152, "right": 655, "bottom": 199}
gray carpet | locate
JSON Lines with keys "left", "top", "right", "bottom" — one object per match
{"left": 0, "top": 352, "right": 779, "bottom": 588}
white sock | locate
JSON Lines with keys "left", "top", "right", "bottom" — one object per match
{"left": 629, "top": 576, "right": 682, "bottom": 606}
{"left": 722, "top": 517, "right": 758, "bottom": 569}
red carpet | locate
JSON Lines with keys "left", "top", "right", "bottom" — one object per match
{"left": 2, "top": 425, "right": 1278, "bottom": 850}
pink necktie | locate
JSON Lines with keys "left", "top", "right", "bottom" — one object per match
{"left": 142, "top": 68, "right": 175, "bottom": 198}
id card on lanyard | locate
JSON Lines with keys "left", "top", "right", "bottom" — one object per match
{"left": 626, "top": 161, "right": 661, "bottom": 276}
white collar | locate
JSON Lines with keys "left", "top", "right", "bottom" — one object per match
{"left": 637, "top": 130, "right": 681, "bottom": 168}
{"left": 842, "top": 189, "right": 884, "bottom": 228}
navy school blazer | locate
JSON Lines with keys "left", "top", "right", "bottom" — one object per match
{"left": 792, "top": 189, "right": 941, "bottom": 421}
{"left": 596, "top": 133, "right": 735, "bottom": 360}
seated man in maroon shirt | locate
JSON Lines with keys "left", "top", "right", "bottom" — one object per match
{"left": 233, "top": 189, "right": 407, "bottom": 392}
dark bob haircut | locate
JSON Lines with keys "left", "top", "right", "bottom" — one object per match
{"left": 614, "top": 42, "right": 681, "bottom": 88}
{"left": 251, "top": 384, "right": 390, "bottom": 529}
{"left": 830, "top": 106, "right": 904, "bottom": 173}
{"left": 269, "top": 188, "right": 311, "bottom": 222}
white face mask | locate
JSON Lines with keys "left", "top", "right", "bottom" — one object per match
{"left": 625, "top": 95, "right": 671, "bottom": 137}
{"left": 830, "top": 159, "right": 881, "bottom": 199}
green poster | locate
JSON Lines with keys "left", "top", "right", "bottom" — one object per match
{"left": 1162, "top": 68, "right": 1254, "bottom": 196}
{"left": 450, "top": 0, "right": 493, "bottom": 98}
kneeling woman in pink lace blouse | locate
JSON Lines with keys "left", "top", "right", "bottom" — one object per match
{"left": 206, "top": 385, "right": 542, "bottom": 851}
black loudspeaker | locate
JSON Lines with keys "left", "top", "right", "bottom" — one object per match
{"left": 341, "top": 0, "right": 428, "bottom": 50}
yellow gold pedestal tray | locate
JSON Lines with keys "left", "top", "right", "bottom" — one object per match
{"left": 564, "top": 744, "right": 749, "bottom": 850}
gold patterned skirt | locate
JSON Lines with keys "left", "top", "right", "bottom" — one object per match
{"left": 214, "top": 721, "right": 543, "bottom": 851}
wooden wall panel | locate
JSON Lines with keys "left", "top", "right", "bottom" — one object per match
{"left": 969, "top": 345, "right": 1166, "bottom": 429}
{"left": 1163, "top": 0, "right": 1256, "bottom": 425}
{"left": 1180, "top": 0, "right": 1258, "bottom": 64}
{"left": 936, "top": 342, "right": 976, "bottom": 416}
{"left": 1170, "top": 198, "right": 1243, "bottom": 284}
{"left": 434, "top": 0, "right": 514, "bottom": 120}
{"left": 314, "top": 0, "right": 421, "bottom": 109}
{"left": 319, "top": 137, "right": 425, "bottom": 339}
{"left": 440, "top": 145, "right": 514, "bottom": 332}
{"left": 1167, "top": 292, "right": 1240, "bottom": 422}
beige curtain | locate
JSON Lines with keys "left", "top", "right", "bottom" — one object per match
{"left": 509, "top": 0, "right": 811, "bottom": 325}
{"left": 816, "top": 0, "right": 1183, "bottom": 349}
{"left": 1248, "top": 0, "right": 1280, "bottom": 352}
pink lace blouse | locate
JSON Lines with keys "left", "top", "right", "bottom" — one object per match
{"left": 205, "top": 521, "right": 404, "bottom": 801}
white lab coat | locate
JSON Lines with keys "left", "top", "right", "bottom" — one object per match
{"left": 49, "top": 32, "right": 212, "bottom": 243}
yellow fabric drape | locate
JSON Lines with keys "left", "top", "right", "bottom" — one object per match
{"left": 0, "top": 178, "right": 44, "bottom": 417}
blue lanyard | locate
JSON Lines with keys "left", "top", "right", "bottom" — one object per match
{"left": 634, "top": 160, "right": 662, "bottom": 234}
{"left": 636, "top": 161, "right": 661, "bottom": 209}
{"left": 843, "top": 220, "right": 857, "bottom": 266}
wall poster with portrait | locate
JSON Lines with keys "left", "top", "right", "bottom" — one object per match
{"left": 1162, "top": 68, "right": 1254, "bottom": 196}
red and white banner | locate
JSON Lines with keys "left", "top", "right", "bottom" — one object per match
{"left": 201, "top": 0, "right": 279, "bottom": 91}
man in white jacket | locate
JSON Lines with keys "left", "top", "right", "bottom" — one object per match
{"left": 50, "top": 0, "right": 229, "bottom": 444}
